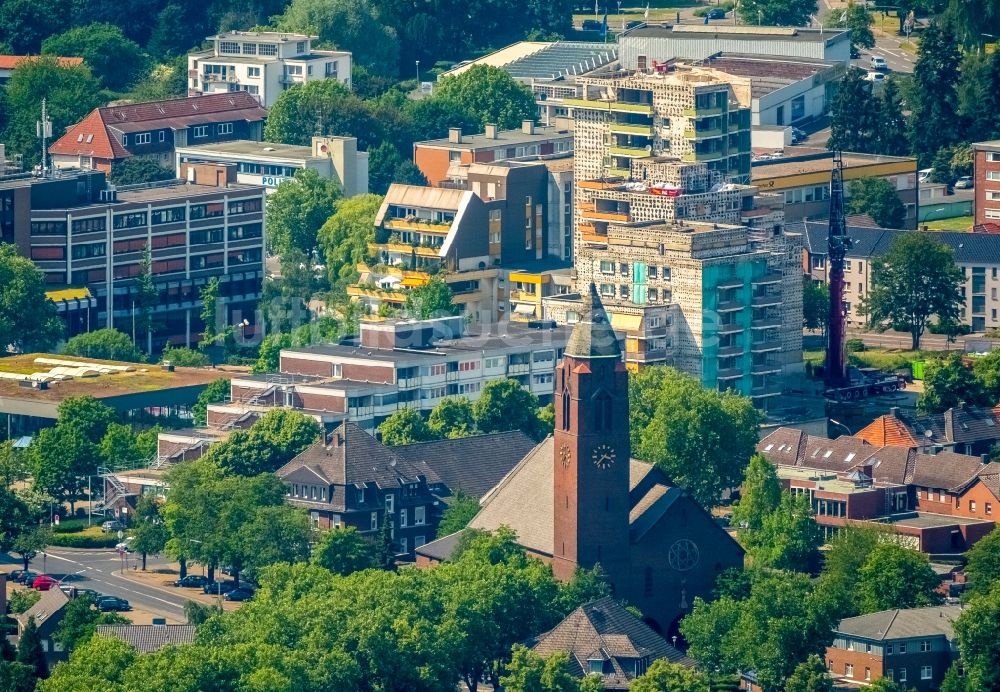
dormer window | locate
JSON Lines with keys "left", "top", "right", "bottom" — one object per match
{"left": 587, "top": 658, "right": 606, "bottom": 675}
{"left": 357, "top": 487, "right": 365, "bottom": 504}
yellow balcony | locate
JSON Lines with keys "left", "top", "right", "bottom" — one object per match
{"left": 580, "top": 231, "right": 608, "bottom": 245}
{"left": 611, "top": 101, "right": 653, "bottom": 115}
{"left": 684, "top": 128, "right": 723, "bottom": 139}
{"left": 609, "top": 145, "right": 649, "bottom": 158}
{"left": 509, "top": 289, "right": 540, "bottom": 302}
{"left": 347, "top": 286, "right": 407, "bottom": 303}
{"left": 610, "top": 123, "right": 654, "bottom": 136}
{"left": 581, "top": 208, "right": 630, "bottom": 222}
{"left": 383, "top": 218, "right": 452, "bottom": 234}
{"left": 682, "top": 150, "right": 724, "bottom": 162}
{"left": 369, "top": 242, "right": 442, "bottom": 259}
{"left": 605, "top": 166, "right": 631, "bottom": 177}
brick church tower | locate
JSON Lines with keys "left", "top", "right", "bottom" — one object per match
{"left": 552, "top": 284, "right": 632, "bottom": 591}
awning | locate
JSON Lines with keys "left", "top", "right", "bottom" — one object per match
{"left": 401, "top": 276, "right": 429, "bottom": 288}
{"left": 610, "top": 313, "right": 643, "bottom": 331}
{"left": 46, "top": 287, "right": 92, "bottom": 302}
{"left": 513, "top": 303, "right": 536, "bottom": 315}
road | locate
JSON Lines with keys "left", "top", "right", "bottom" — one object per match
{"left": 2, "top": 548, "right": 190, "bottom": 621}
{"left": 843, "top": 328, "right": 1000, "bottom": 352}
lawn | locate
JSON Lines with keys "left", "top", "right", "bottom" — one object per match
{"left": 923, "top": 215, "right": 974, "bottom": 232}
{"left": 804, "top": 347, "right": 939, "bottom": 373}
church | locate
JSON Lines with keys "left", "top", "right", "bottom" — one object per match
{"left": 416, "top": 285, "right": 744, "bottom": 637}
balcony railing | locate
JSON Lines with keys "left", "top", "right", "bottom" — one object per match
{"left": 609, "top": 145, "right": 649, "bottom": 158}
{"left": 683, "top": 128, "right": 723, "bottom": 139}
{"left": 369, "top": 242, "right": 441, "bottom": 259}
{"left": 717, "top": 344, "right": 744, "bottom": 357}
{"left": 751, "top": 340, "right": 781, "bottom": 353}
{"left": 717, "top": 322, "right": 743, "bottom": 335}
{"left": 751, "top": 362, "right": 782, "bottom": 375}
{"left": 752, "top": 270, "right": 783, "bottom": 285}
{"left": 717, "top": 367, "right": 744, "bottom": 380}
{"left": 581, "top": 209, "right": 630, "bottom": 222}
{"left": 682, "top": 150, "right": 724, "bottom": 162}
{"left": 716, "top": 300, "right": 744, "bottom": 313}
{"left": 384, "top": 218, "right": 452, "bottom": 233}
{"left": 610, "top": 123, "right": 654, "bottom": 136}
{"left": 717, "top": 278, "right": 744, "bottom": 290}
{"left": 605, "top": 166, "right": 631, "bottom": 177}
{"left": 751, "top": 294, "right": 782, "bottom": 308}
{"left": 751, "top": 317, "right": 782, "bottom": 329}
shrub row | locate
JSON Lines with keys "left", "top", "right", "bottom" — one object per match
{"left": 48, "top": 533, "right": 120, "bottom": 549}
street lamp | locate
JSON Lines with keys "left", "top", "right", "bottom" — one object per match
{"left": 238, "top": 318, "right": 250, "bottom": 342}
{"left": 415, "top": 60, "right": 420, "bottom": 86}
{"left": 829, "top": 418, "right": 853, "bottom": 436}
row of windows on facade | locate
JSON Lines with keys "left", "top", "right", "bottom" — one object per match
{"left": 599, "top": 283, "right": 671, "bottom": 304}
{"left": 120, "top": 122, "right": 235, "bottom": 148}
{"left": 218, "top": 41, "right": 286, "bottom": 56}
{"left": 835, "top": 662, "right": 932, "bottom": 683}
{"left": 599, "top": 260, "right": 672, "bottom": 281}
{"left": 65, "top": 248, "right": 262, "bottom": 284}
{"left": 29, "top": 200, "right": 262, "bottom": 236}
{"left": 235, "top": 162, "right": 300, "bottom": 177}
{"left": 289, "top": 483, "right": 426, "bottom": 520}
{"left": 34, "top": 223, "right": 264, "bottom": 262}
{"left": 917, "top": 487, "right": 993, "bottom": 515}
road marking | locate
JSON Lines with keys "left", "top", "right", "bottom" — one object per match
{"left": 42, "top": 551, "right": 185, "bottom": 612}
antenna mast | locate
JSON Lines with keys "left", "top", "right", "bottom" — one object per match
{"left": 37, "top": 98, "right": 52, "bottom": 177}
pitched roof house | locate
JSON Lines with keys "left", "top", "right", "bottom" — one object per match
{"left": 96, "top": 624, "right": 197, "bottom": 652}
{"left": 857, "top": 404, "right": 1000, "bottom": 457}
{"left": 15, "top": 588, "right": 70, "bottom": 663}
{"left": 49, "top": 93, "right": 267, "bottom": 173}
{"left": 531, "top": 597, "right": 694, "bottom": 690}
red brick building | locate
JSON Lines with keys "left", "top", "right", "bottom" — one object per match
{"left": 973, "top": 140, "right": 1000, "bottom": 227}
{"left": 826, "top": 605, "right": 960, "bottom": 690}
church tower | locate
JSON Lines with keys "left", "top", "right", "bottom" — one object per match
{"left": 552, "top": 284, "right": 632, "bottom": 590}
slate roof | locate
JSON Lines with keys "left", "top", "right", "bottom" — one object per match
{"left": 15, "top": 587, "right": 69, "bottom": 630}
{"left": 565, "top": 284, "right": 622, "bottom": 359}
{"left": 49, "top": 93, "right": 268, "bottom": 161}
{"left": 835, "top": 605, "right": 960, "bottom": 641}
{"left": 859, "top": 405, "right": 1000, "bottom": 449}
{"left": 394, "top": 431, "right": 539, "bottom": 498}
{"left": 275, "top": 422, "right": 442, "bottom": 502}
{"left": 794, "top": 221, "right": 1000, "bottom": 265}
{"left": 532, "top": 597, "right": 693, "bottom": 690}
{"left": 96, "top": 624, "right": 196, "bottom": 652}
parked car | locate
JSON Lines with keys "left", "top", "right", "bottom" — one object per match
{"left": 174, "top": 575, "right": 208, "bottom": 588}
{"left": 115, "top": 537, "right": 133, "bottom": 553}
{"left": 60, "top": 585, "right": 101, "bottom": 599}
{"left": 625, "top": 20, "right": 643, "bottom": 29}
{"left": 203, "top": 580, "right": 237, "bottom": 595}
{"left": 8, "top": 569, "right": 26, "bottom": 583}
{"left": 16, "top": 571, "right": 38, "bottom": 585}
{"left": 955, "top": 176, "right": 974, "bottom": 189}
{"left": 791, "top": 127, "right": 807, "bottom": 144}
{"left": 866, "top": 71, "right": 886, "bottom": 83}
{"left": 32, "top": 575, "right": 58, "bottom": 591}
{"left": 97, "top": 596, "right": 131, "bottom": 612}
{"left": 224, "top": 587, "right": 254, "bottom": 602}
{"left": 870, "top": 55, "right": 888, "bottom": 70}
{"left": 918, "top": 167, "right": 934, "bottom": 183}
{"left": 582, "top": 19, "right": 602, "bottom": 30}
{"left": 850, "top": 45, "right": 861, "bottom": 59}
{"left": 101, "top": 521, "right": 124, "bottom": 534}
{"left": 707, "top": 8, "right": 726, "bottom": 18}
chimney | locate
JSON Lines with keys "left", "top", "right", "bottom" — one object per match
{"left": 484, "top": 123, "right": 498, "bottom": 139}
{"left": 522, "top": 119, "right": 536, "bottom": 135}
{"left": 448, "top": 127, "right": 462, "bottom": 143}
{"left": 890, "top": 406, "right": 899, "bottom": 417}
{"left": 982, "top": 454, "right": 990, "bottom": 464}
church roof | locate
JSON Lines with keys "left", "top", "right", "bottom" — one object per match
{"left": 564, "top": 284, "right": 621, "bottom": 359}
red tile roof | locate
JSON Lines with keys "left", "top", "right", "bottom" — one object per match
{"left": 0, "top": 55, "right": 83, "bottom": 70}
{"left": 49, "top": 93, "right": 267, "bottom": 162}
{"left": 857, "top": 414, "right": 920, "bottom": 449}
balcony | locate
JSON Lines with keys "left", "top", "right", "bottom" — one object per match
{"left": 610, "top": 122, "right": 654, "bottom": 136}
{"left": 605, "top": 166, "right": 631, "bottom": 177}
{"left": 369, "top": 242, "right": 441, "bottom": 259}
{"left": 752, "top": 271, "right": 783, "bottom": 285}
{"left": 751, "top": 383, "right": 784, "bottom": 398}
{"left": 751, "top": 339, "right": 781, "bottom": 353}
{"left": 751, "top": 316, "right": 782, "bottom": 330}
{"left": 717, "top": 278, "right": 744, "bottom": 290}
{"left": 717, "top": 322, "right": 743, "bottom": 335}
{"left": 383, "top": 218, "right": 452, "bottom": 234}
{"left": 683, "top": 106, "right": 724, "bottom": 117}
{"left": 509, "top": 289, "right": 539, "bottom": 302}
{"left": 611, "top": 101, "right": 653, "bottom": 115}
{"left": 609, "top": 145, "right": 649, "bottom": 158}
{"left": 582, "top": 210, "right": 630, "bottom": 222}
{"left": 347, "top": 285, "right": 407, "bottom": 303}
{"left": 716, "top": 300, "right": 744, "bottom": 313}
{"left": 683, "top": 128, "right": 723, "bottom": 140}
{"left": 682, "top": 150, "right": 724, "bottom": 162}
{"left": 717, "top": 367, "right": 744, "bottom": 380}
{"left": 717, "top": 344, "right": 744, "bottom": 357}
{"left": 751, "top": 293, "right": 781, "bottom": 308}
{"left": 752, "top": 362, "right": 782, "bottom": 375}
{"left": 580, "top": 231, "right": 609, "bottom": 246}
{"left": 204, "top": 73, "right": 238, "bottom": 83}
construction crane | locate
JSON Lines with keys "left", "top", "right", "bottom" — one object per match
{"left": 824, "top": 150, "right": 850, "bottom": 389}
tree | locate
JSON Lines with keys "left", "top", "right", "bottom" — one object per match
{"left": 11, "top": 526, "right": 50, "bottom": 572}
{"left": 828, "top": 68, "right": 879, "bottom": 154}
{"left": 318, "top": 194, "right": 383, "bottom": 293}
{"left": 737, "top": 0, "right": 817, "bottom": 27}
{"left": 100, "top": 422, "right": 157, "bottom": 469}
{"left": 54, "top": 594, "right": 129, "bottom": 652}
{"left": 909, "top": 23, "right": 963, "bottom": 165}
{"left": 749, "top": 492, "right": 823, "bottom": 572}
{"left": 731, "top": 454, "right": 782, "bottom": 533}
{"left": 847, "top": 177, "right": 906, "bottom": 228}
{"left": 109, "top": 158, "right": 175, "bottom": 185}
{"left": 861, "top": 233, "right": 965, "bottom": 350}
{"left": 803, "top": 278, "right": 829, "bottom": 333}
{"left": 0, "top": 441, "right": 29, "bottom": 488}
{"left": 367, "top": 142, "right": 429, "bottom": 195}
{"left": 1, "top": 57, "right": 103, "bottom": 167}
{"left": 437, "top": 491, "right": 480, "bottom": 536}
{"left": 856, "top": 543, "right": 943, "bottom": 613}
{"left": 473, "top": 378, "right": 546, "bottom": 440}
{"left": 404, "top": 277, "right": 458, "bottom": 320}
{"left": 875, "top": 78, "right": 910, "bottom": 157}
{"left": 378, "top": 407, "right": 437, "bottom": 446}
{"left": 0, "top": 0, "right": 70, "bottom": 53}
{"left": 952, "top": 582, "right": 1000, "bottom": 691}
{"left": 428, "top": 397, "right": 477, "bottom": 439}
{"left": 130, "top": 496, "right": 168, "bottom": 571}
{"left": 36, "top": 636, "right": 136, "bottom": 692}
{"left": 29, "top": 426, "right": 100, "bottom": 512}
{"left": 0, "top": 244, "right": 63, "bottom": 352}
{"left": 160, "top": 345, "right": 211, "bottom": 367}
{"left": 919, "top": 354, "right": 990, "bottom": 414}
{"left": 500, "top": 646, "right": 588, "bottom": 692}
{"left": 62, "top": 328, "right": 145, "bottom": 362}
{"left": 192, "top": 378, "right": 230, "bottom": 427}
{"left": 964, "top": 525, "right": 1000, "bottom": 595}
{"left": 827, "top": 4, "right": 874, "bottom": 49}
{"left": 204, "top": 409, "right": 321, "bottom": 476}
{"left": 57, "top": 396, "right": 117, "bottom": 444}
{"left": 630, "top": 366, "right": 763, "bottom": 508}
{"left": 433, "top": 65, "right": 537, "bottom": 130}
{"left": 957, "top": 51, "right": 1000, "bottom": 143}
{"left": 16, "top": 617, "right": 47, "bottom": 679}
{"left": 312, "top": 526, "right": 375, "bottom": 575}
{"left": 264, "top": 80, "right": 383, "bottom": 149}
{"left": 183, "top": 600, "right": 222, "bottom": 625}
{"left": 0, "top": 662, "right": 34, "bottom": 692}
{"left": 405, "top": 97, "right": 479, "bottom": 142}
{"left": 266, "top": 169, "right": 341, "bottom": 257}
{"left": 42, "top": 23, "right": 148, "bottom": 91}
{"left": 630, "top": 659, "right": 711, "bottom": 691}
{"left": 276, "top": 0, "right": 400, "bottom": 76}
{"left": 817, "top": 524, "right": 892, "bottom": 619}
{"left": 146, "top": 4, "right": 201, "bottom": 59}
{"left": 784, "top": 654, "right": 834, "bottom": 692}
{"left": 199, "top": 277, "right": 223, "bottom": 344}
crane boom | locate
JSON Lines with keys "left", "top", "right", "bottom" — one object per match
{"left": 825, "top": 150, "right": 851, "bottom": 388}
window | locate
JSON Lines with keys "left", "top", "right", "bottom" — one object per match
{"left": 920, "top": 640, "right": 931, "bottom": 652}
{"left": 899, "top": 668, "right": 907, "bottom": 682}
{"left": 971, "top": 500, "right": 978, "bottom": 511}
{"left": 845, "top": 664, "right": 854, "bottom": 677}
{"left": 190, "top": 228, "right": 224, "bottom": 245}
{"left": 190, "top": 202, "right": 225, "bottom": 219}
{"left": 325, "top": 61, "right": 338, "bottom": 77}
{"left": 71, "top": 242, "right": 106, "bottom": 260}
{"left": 599, "top": 260, "right": 614, "bottom": 274}
{"left": 414, "top": 506, "right": 425, "bottom": 525}
{"left": 865, "top": 667, "right": 871, "bottom": 681}
{"left": 159, "top": 130, "right": 166, "bottom": 142}
{"left": 987, "top": 502, "right": 993, "bottom": 514}
{"left": 30, "top": 221, "right": 67, "bottom": 235}
{"left": 228, "top": 223, "right": 262, "bottom": 240}
{"left": 247, "top": 67, "right": 261, "bottom": 78}
{"left": 370, "top": 512, "right": 378, "bottom": 530}
{"left": 190, "top": 253, "right": 224, "bottom": 270}
{"left": 988, "top": 170, "right": 1000, "bottom": 181}
{"left": 989, "top": 152, "right": 1000, "bottom": 162}
{"left": 987, "top": 209, "right": 1000, "bottom": 220}
{"left": 599, "top": 283, "right": 614, "bottom": 297}
{"left": 228, "top": 198, "right": 262, "bottom": 215}
{"left": 385, "top": 494, "right": 394, "bottom": 513}
{"left": 989, "top": 191, "right": 1000, "bottom": 201}
{"left": 886, "top": 643, "right": 894, "bottom": 655}
{"left": 898, "top": 643, "right": 907, "bottom": 654}
{"left": 219, "top": 41, "right": 240, "bottom": 54}
{"left": 134, "top": 132, "right": 151, "bottom": 145}
{"left": 259, "top": 43, "right": 277, "bottom": 56}
{"left": 113, "top": 212, "right": 147, "bottom": 229}
{"left": 593, "top": 391, "right": 613, "bottom": 432}
{"left": 151, "top": 207, "right": 185, "bottom": 225}
{"left": 193, "top": 125, "right": 209, "bottom": 138}
{"left": 399, "top": 509, "right": 408, "bottom": 527}
{"left": 73, "top": 217, "right": 106, "bottom": 234}
{"left": 31, "top": 246, "right": 65, "bottom": 260}
{"left": 217, "top": 122, "right": 233, "bottom": 136}
{"left": 921, "top": 666, "right": 932, "bottom": 680}
{"left": 296, "top": 41, "right": 305, "bottom": 53}
{"left": 121, "top": 134, "right": 128, "bottom": 146}
{"left": 242, "top": 43, "right": 257, "bottom": 55}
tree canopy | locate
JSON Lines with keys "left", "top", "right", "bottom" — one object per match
{"left": 377, "top": 407, "right": 436, "bottom": 446}
{"left": 62, "top": 328, "right": 146, "bottom": 363}
{"left": 920, "top": 354, "right": 991, "bottom": 413}
{"left": 856, "top": 543, "right": 943, "bottom": 613}
{"left": 0, "top": 244, "right": 63, "bottom": 352}
{"left": 266, "top": 169, "right": 342, "bottom": 257}
{"left": 42, "top": 23, "right": 148, "bottom": 91}
{"left": 736, "top": 0, "right": 817, "bottom": 27}
{"left": 404, "top": 277, "right": 458, "bottom": 320}
{"left": 847, "top": 177, "right": 906, "bottom": 229}
{"left": 433, "top": 65, "right": 538, "bottom": 130}
{"left": 317, "top": 194, "right": 383, "bottom": 294}
{"left": 202, "top": 409, "right": 322, "bottom": 476}
{"left": 909, "top": 23, "right": 963, "bottom": 165}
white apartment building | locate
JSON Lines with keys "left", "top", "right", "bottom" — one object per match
{"left": 188, "top": 32, "right": 351, "bottom": 107}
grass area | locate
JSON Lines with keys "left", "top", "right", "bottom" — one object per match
{"left": 923, "top": 215, "right": 974, "bottom": 232}
{"left": 573, "top": 0, "right": 705, "bottom": 24}
{"left": 804, "top": 347, "right": 939, "bottom": 373}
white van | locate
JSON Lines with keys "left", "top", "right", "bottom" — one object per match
{"left": 870, "top": 56, "right": 888, "bottom": 70}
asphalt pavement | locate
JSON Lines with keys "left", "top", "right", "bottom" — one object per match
{"left": 2, "top": 548, "right": 191, "bottom": 621}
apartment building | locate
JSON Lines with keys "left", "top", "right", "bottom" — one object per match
{"left": 48, "top": 93, "right": 267, "bottom": 173}
{"left": 203, "top": 316, "right": 570, "bottom": 434}
{"left": 757, "top": 427, "right": 998, "bottom": 552}
{"left": 799, "top": 222, "right": 1000, "bottom": 332}
{"left": 543, "top": 218, "right": 801, "bottom": 403}
{"left": 413, "top": 121, "right": 573, "bottom": 187}
{"left": 187, "top": 32, "right": 351, "bottom": 107}
{"left": 827, "top": 606, "right": 960, "bottom": 691}
{"left": 174, "top": 136, "right": 368, "bottom": 197}
{"left": 3, "top": 167, "right": 264, "bottom": 348}
{"left": 753, "top": 148, "right": 918, "bottom": 229}
{"left": 355, "top": 161, "right": 573, "bottom": 324}
{"left": 972, "top": 140, "right": 1000, "bottom": 228}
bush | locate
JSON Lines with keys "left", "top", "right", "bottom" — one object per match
{"left": 928, "top": 321, "right": 972, "bottom": 336}
{"left": 9, "top": 589, "right": 41, "bottom": 614}
{"left": 52, "top": 518, "right": 90, "bottom": 534}
{"left": 693, "top": 1, "right": 735, "bottom": 15}
{"left": 846, "top": 338, "right": 866, "bottom": 353}
{"left": 160, "top": 346, "right": 211, "bottom": 367}
{"left": 48, "top": 533, "right": 120, "bottom": 549}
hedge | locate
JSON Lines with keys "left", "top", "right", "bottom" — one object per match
{"left": 53, "top": 518, "right": 91, "bottom": 534}
{"left": 48, "top": 533, "right": 120, "bottom": 549}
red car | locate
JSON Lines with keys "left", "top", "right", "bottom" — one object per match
{"left": 32, "top": 575, "right": 58, "bottom": 591}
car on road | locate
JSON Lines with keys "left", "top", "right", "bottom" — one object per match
{"left": 16, "top": 571, "right": 38, "bottom": 585}
{"left": 866, "top": 71, "right": 886, "bottom": 83}
{"left": 870, "top": 56, "right": 888, "bottom": 71}
{"left": 707, "top": 8, "right": 726, "bottom": 19}
{"left": 850, "top": 45, "right": 861, "bottom": 59}
{"left": 97, "top": 596, "right": 131, "bottom": 612}
{"left": 32, "top": 575, "right": 59, "bottom": 591}
{"left": 224, "top": 587, "right": 254, "bottom": 602}
{"left": 203, "top": 580, "right": 237, "bottom": 595}
{"left": 955, "top": 176, "right": 974, "bottom": 189}
{"left": 582, "top": 19, "right": 602, "bottom": 31}
{"left": 101, "top": 520, "right": 124, "bottom": 533}
{"left": 174, "top": 575, "right": 208, "bottom": 588}
{"left": 60, "top": 585, "right": 101, "bottom": 599}
{"left": 115, "top": 537, "right": 133, "bottom": 552}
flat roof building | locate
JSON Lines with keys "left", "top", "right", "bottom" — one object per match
{"left": 972, "top": 140, "right": 1000, "bottom": 229}
{"left": 175, "top": 136, "right": 368, "bottom": 197}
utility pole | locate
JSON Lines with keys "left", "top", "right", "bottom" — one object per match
{"left": 37, "top": 98, "right": 52, "bottom": 177}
